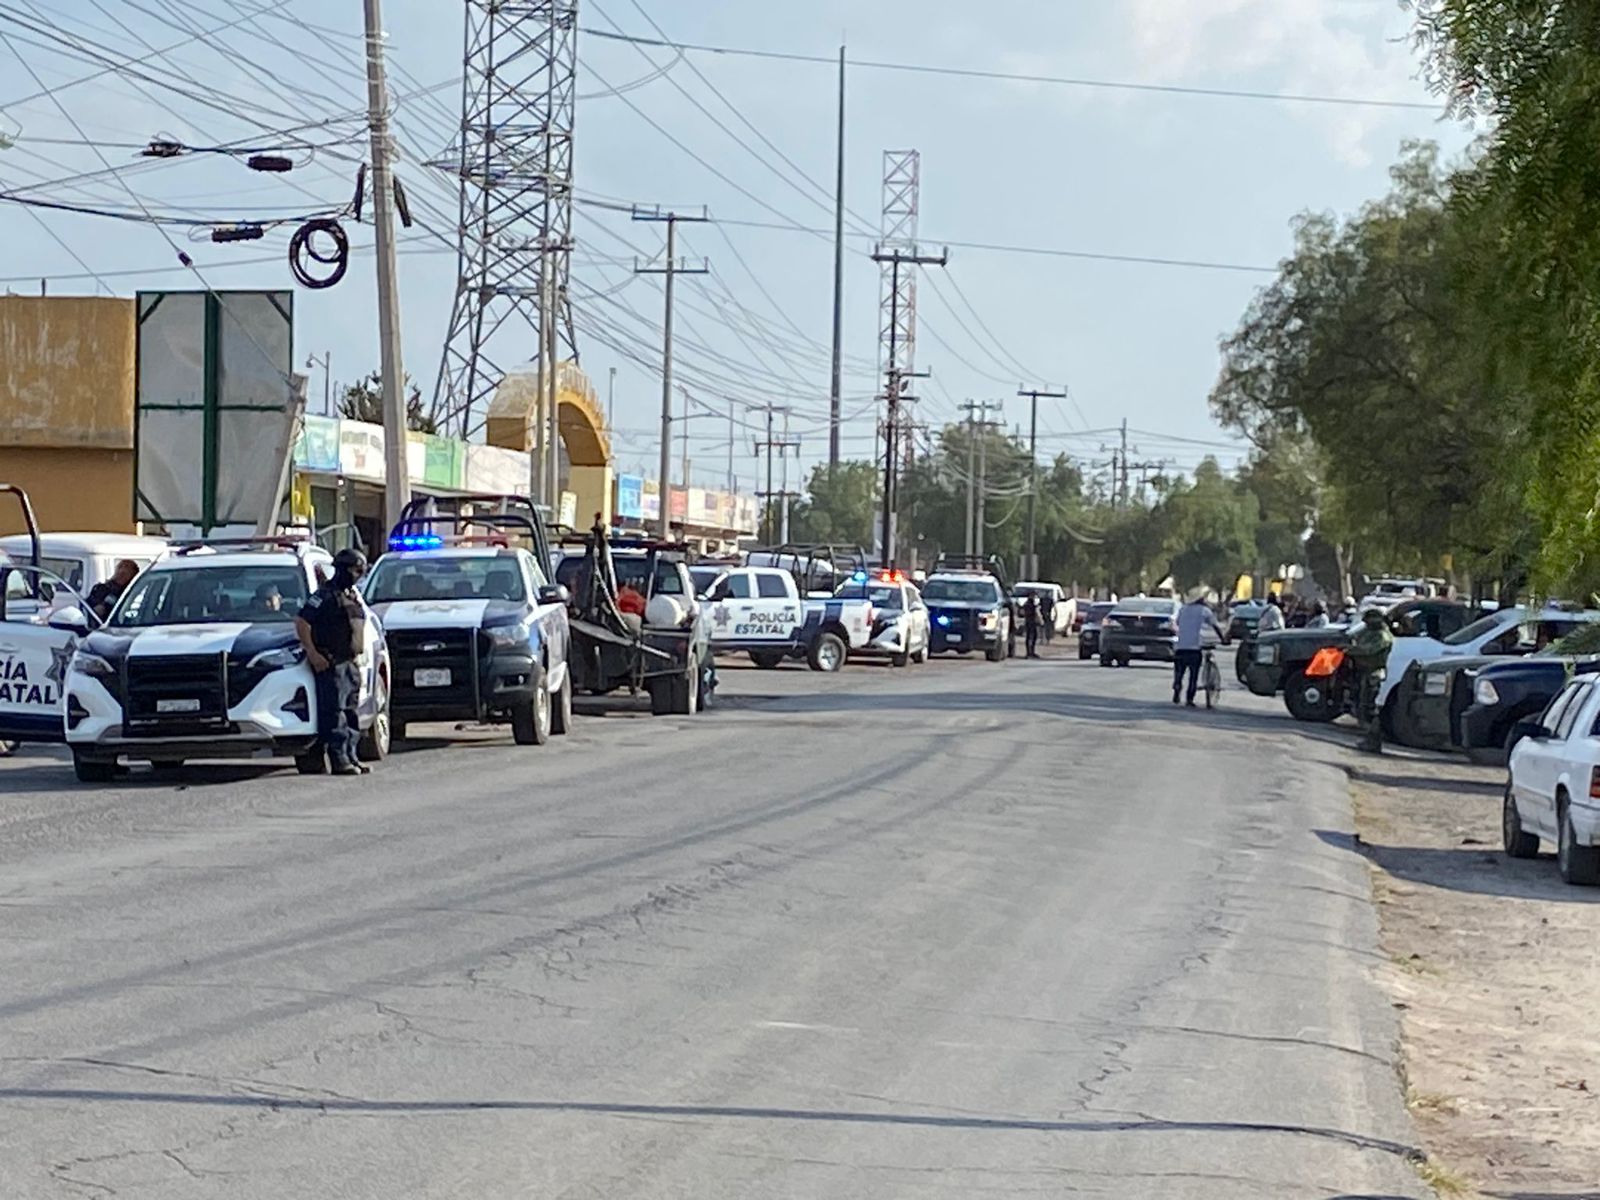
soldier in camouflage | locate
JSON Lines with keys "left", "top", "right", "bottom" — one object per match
{"left": 1348, "top": 607, "right": 1394, "bottom": 753}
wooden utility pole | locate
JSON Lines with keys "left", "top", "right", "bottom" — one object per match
{"left": 1017, "top": 385, "right": 1067, "bottom": 578}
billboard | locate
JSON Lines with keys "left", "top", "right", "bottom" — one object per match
{"left": 615, "top": 474, "right": 643, "bottom": 520}
{"left": 135, "top": 290, "right": 297, "bottom": 531}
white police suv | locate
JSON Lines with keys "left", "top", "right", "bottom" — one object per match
{"left": 62, "top": 536, "right": 390, "bottom": 782}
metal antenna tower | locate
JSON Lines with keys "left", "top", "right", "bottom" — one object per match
{"left": 431, "top": 0, "right": 579, "bottom": 436}
{"left": 877, "top": 150, "right": 920, "bottom": 379}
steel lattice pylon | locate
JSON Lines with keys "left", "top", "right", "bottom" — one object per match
{"left": 432, "top": 0, "right": 579, "bottom": 436}
{"left": 878, "top": 149, "right": 920, "bottom": 378}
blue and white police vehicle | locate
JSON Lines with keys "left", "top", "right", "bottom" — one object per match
{"left": 60, "top": 534, "right": 391, "bottom": 782}
{"left": 363, "top": 497, "right": 572, "bottom": 746}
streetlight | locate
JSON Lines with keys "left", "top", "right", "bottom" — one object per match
{"left": 305, "top": 351, "right": 332, "bottom": 416}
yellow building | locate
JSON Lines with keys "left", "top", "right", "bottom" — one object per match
{"left": 0, "top": 296, "right": 138, "bottom": 535}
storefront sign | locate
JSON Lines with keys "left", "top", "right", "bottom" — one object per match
{"left": 641, "top": 479, "right": 660, "bottom": 521}
{"left": 338, "top": 422, "right": 385, "bottom": 482}
{"left": 295, "top": 415, "right": 341, "bottom": 473}
{"left": 615, "top": 474, "right": 643, "bottom": 520}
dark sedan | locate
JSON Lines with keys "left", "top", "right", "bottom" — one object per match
{"left": 1098, "top": 597, "right": 1180, "bottom": 667}
{"left": 1077, "top": 600, "right": 1117, "bottom": 661}
{"left": 1457, "top": 624, "right": 1600, "bottom": 762}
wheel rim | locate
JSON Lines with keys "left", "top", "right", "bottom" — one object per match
{"left": 819, "top": 638, "right": 842, "bottom": 671}
{"left": 372, "top": 684, "right": 390, "bottom": 754}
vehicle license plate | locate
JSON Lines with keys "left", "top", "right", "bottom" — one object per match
{"left": 1127, "top": 643, "right": 1145, "bottom": 653}
{"left": 414, "top": 668, "right": 452, "bottom": 688}
{"left": 944, "top": 632, "right": 961, "bottom": 643}
{"left": 156, "top": 698, "right": 201, "bottom": 714}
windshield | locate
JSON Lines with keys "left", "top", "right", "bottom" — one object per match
{"left": 922, "top": 578, "right": 1001, "bottom": 604}
{"left": 1113, "top": 599, "right": 1176, "bottom": 616}
{"left": 1085, "top": 603, "right": 1116, "bottom": 623}
{"left": 366, "top": 555, "right": 525, "bottom": 602}
{"left": 111, "top": 564, "right": 307, "bottom": 626}
{"left": 835, "top": 583, "right": 902, "bottom": 608}
{"left": 1442, "top": 612, "right": 1509, "bottom": 647}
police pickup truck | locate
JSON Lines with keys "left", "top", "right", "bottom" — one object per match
{"left": 61, "top": 534, "right": 390, "bottom": 781}
{"left": 699, "top": 565, "right": 873, "bottom": 671}
{"left": 363, "top": 497, "right": 572, "bottom": 746}
{"left": 922, "top": 555, "right": 1017, "bottom": 662}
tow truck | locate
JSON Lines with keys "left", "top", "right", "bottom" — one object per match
{"left": 554, "top": 523, "right": 714, "bottom": 715}
{"left": 363, "top": 496, "right": 573, "bottom": 745}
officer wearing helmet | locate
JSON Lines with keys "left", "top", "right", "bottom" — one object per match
{"left": 293, "top": 547, "right": 371, "bottom": 775}
{"left": 1348, "top": 606, "right": 1394, "bottom": 753}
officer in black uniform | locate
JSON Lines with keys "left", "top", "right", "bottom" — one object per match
{"left": 294, "top": 548, "right": 370, "bottom": 775}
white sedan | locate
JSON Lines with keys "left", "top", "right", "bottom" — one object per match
{"left": 1504, "top": 673, "right": 1600, "bottom": 885}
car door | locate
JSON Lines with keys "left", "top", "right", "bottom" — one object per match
{"left": 1522, "top": 680, "right": 1589, "bottom": 838}
{"left": 0, "top": 564, "right": 96, "bottom": 744}
{"left": 522, "top": 550, "right": 569, "bottom": 685}
{"left": 704, "top": 570, "right": 757, "bottom": 645}
{"left": 747, "top": 571, "right": 802, "bottom": 642}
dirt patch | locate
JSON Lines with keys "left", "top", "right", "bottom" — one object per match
{"left": 1349, "top": 753, "right": 1600, "bottom": 1197}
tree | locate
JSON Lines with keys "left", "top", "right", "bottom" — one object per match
{"left": 338, "top": 371, "right": 436, "bottom": 434}
{"left": 765, "top": 460, "right": 879, "bottom": 547}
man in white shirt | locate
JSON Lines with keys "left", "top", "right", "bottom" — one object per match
{"left": 1174, "top": 590, "right": 1227, "bottom": 706}
{"left": 1254, "top": 594, "right": 1285, "bottom": 634}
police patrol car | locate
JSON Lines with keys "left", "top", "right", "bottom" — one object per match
{"left": 363, "top": 498, "right": 572, "bottom": 745}
{"left": 699, "top": 564, "right": 872, "bottom": 671}
{"left": 831, "top": 569, "right": 932, "bottom": 667}
{"left": 0, "top": 485, "right": 99, "bottom": 750}
{"left": 61, "top": 534, "right": 390, "bottom": 782}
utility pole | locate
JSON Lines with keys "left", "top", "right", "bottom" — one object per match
{"left": 754, "top": 404, "right": 801, "bottom": 545}
{"left": 633, "top": 206, "right": 709, "bottom": 538}
{"left": 1018, "top": 385, "right": 1068, "bottom": 579}
{"left": 871, "top": 244, "right": 946, "bottom": 566}
{"left": 679, "top": 385, "right": 691, "bottom": 494}
{"left": 828, "top": 44, "right": 846, "bottom": 470}
{"left": 977, "top": 406, "right": 991, "bottom": 559}
{"left": 362, "top": 0, "right": 408, "bottom": 533}
{"left": 607, "top": 366, "right": 617, "bottom": 430}
{"left": 726, "top": 401, "right": 736, "bottom": 495}
{"left": 960, "top": 400, "right": 1001, "bottom": 555}
{"left": 306, "top": 352, "right": 332, "bottom": 416}
{"left": 1118, "top": 418, "right": 1130, "bottom": 510}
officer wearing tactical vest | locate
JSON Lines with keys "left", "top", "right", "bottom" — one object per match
{"left": 294, "top": 548, "right": 370, "bottom": 775}
{"left": 1349, "top": 607, "right": 1394, "bottom": 753}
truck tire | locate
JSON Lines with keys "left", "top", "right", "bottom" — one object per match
{"left": 512, "top": 676, "right": 552, "bottom": 745}
{"left": 551, "top": 668, "right": 574, "bottom": 735}
{"left": 891, "top": 649, "right": 910, "bottom": 668}
{"left": 72, "top": 751, "right": 116, "bottom": 783}
{"left": 1283, "top": 670, "right": 1339, "bottom": 723}
{"left": 356, "top": 679, "right": 390, "bottom": 762}
{"left": 750, "top": 650, "right": 785, "bottom": 669}
{"left": 651, "top": 664, "right": 699, "bottom": 715}
{"left": 808, "top": 631, "right": 846, "bottom": 673}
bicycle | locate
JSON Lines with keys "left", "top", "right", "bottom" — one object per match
{"left": 1201, "top": 646, "right": 1223, "bottom": 709}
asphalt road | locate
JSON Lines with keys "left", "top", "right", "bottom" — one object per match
{"left": 0, "top": 649, "right": 1424, "bottom": 1198}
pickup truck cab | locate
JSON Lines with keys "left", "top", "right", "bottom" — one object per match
{"left": 923, "top": 556, "right": 1016, "bottom": 662}
{"left": 0, "top": 531, "right": 168, "bottom": 619}
{"left": 699, "top": 565, "right": 872, "bottom": 671}
{"left": 364, "top": 505, "right": 572, "bottom": 746}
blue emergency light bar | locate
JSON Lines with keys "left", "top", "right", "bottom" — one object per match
{"left": 850, "top": 570, "right": 868, "bottom": 583}
{"left": 389, "top": 533, "right": 444, "bottom": 551}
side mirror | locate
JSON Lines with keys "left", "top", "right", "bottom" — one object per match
{"left": 1513, "top": 718, "right": 1550, "bottom": 745}
{"left": 538, "top": 584, "right": 571, "bottom": 606}
{"left": 48, "top": 606, "right": 91, "bottom": 636}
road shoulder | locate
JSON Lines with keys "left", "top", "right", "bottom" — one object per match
{"left": 1349, "top": 753, "right": 1600, "bottom": 1196}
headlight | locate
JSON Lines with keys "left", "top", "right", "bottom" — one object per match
{"left": 1475, "top": 678, "right": 1500, "bottom": 706}
{"left": 246, "top": 646, "right": 305, "bottom": 671}
{"left": 979, "top": 611, "right": 999, "bottom": 628}
{"left": 71, "top": 650, "right": 116, "bottom": 678}
{"left": 1421, "top": 672, "right": 1448, "bottom": 696}
{"left": 1255, "top": 643, "right": 1276, "bottom": 663}
{"left": 487, "top": 622, "right": 530, "bottom": 647}
{"left": 1102, "top": 616, "right": 1121, "bottom": 630}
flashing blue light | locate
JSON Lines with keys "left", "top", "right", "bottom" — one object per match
{"left": 936, "top": 614, "right": 951, "bottom": 627}
{"left": 850, "top": 570, "right": 868, "bottom": 583}
{"left": 389, "top": 533, "right": 443, "bottom": 551}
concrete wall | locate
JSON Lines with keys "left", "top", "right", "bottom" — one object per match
{"left": 0, "top": 296, "right": 136, "bottom": 449}
{"left": 0, "top": 447, "right": 136, "bottom": 534}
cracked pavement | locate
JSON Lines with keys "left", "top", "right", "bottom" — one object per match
{"left": 0, "top": 653, "right": 1425, "bottom": 1197}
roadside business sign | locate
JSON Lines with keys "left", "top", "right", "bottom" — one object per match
{"left": 616, "top": 474, "right": 643, "bottom": 520}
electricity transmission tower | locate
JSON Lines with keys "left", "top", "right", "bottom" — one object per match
{"left": 877, "top": 150, "right": 921, "bottom": 380}
{"left": 431, "top": 0, "right": 579, "bottom": 437}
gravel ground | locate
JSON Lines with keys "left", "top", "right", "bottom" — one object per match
{"left": 1349, "top": 749, "right": 1600, "bottom": 1197}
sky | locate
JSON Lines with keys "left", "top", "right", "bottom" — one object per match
{"left": 0, "top": 0, "right": 1475, "bottom": 499}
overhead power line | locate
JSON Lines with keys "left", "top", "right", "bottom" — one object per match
{"left": 580, "top": 27, "right": 1441, "bottom": 112}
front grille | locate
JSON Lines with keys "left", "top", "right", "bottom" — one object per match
{"left": 123, "top": 653, "right": 229, "bottom": 733}
{"left": 389, "top": 628, "right": 480, "bottom": 707}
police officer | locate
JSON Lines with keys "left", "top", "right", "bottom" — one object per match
{"left": 1349, "top": 607, "right": 1393, "bottom": 753}
{"left": 294, "top": 548, "right": 370, "bottom": 775}
{"left": 1022, "top": 592, "right": 1042, "bottom": 658}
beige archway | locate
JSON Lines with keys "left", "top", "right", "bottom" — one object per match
{"left": 486, "top": 361, "right": 612, "bottom": 525}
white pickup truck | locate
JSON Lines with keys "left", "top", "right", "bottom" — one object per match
{"left": 699, "top": 565, "right": 871, "bottom": 672}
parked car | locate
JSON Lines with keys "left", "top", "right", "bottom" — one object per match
{"left": 1098, "top": 597, "right": 1180, "bottom": 668}
{"left": 1503, "top": 675, "right": 1600, "bottom": 885}
{"left": 1077, "top": 601, "right": 1116, "bottom": 661}
{"left": 1226, "top": 599, "right": 1267, "bottom": 643}
{"left": 1454, "top": 622, "right": 1600, "bottom": 763}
